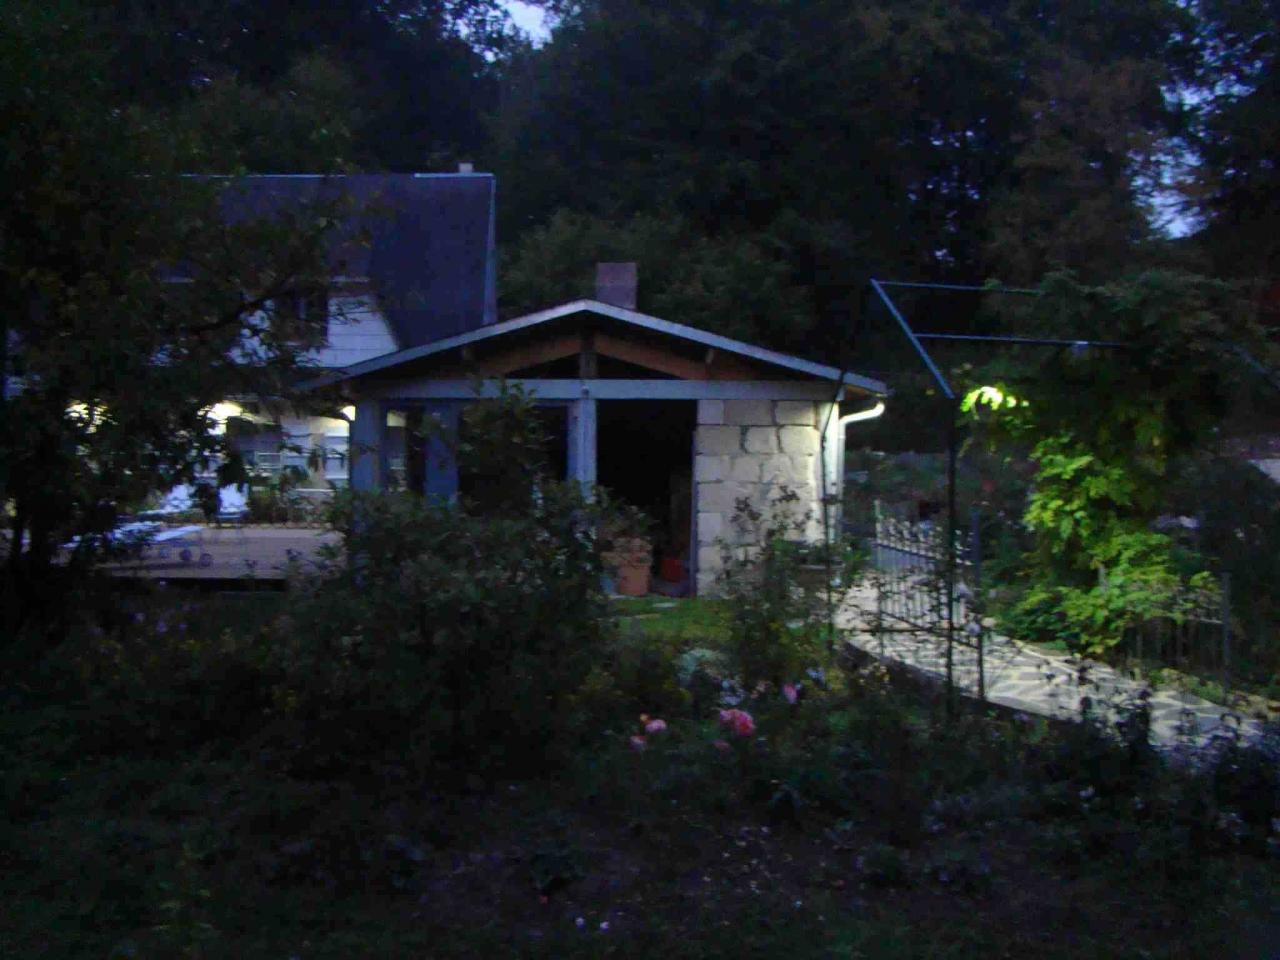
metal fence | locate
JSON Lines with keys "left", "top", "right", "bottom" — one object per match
{"left": 869, "top": 501, "right": 985, "bottom": 700}
{"left": 1114, "top": 574, "right": 1237, "bottom": 699}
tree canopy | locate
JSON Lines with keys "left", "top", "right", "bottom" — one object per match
{"left": 0, "top": 2, "right": 346, "bottom": 628}
{"left": 488, "top": 0, "right": 1236, "bottom": 348}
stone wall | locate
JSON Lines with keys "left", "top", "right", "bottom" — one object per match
{"left": 693, "top": 398, "right": 835, "bottom": 595}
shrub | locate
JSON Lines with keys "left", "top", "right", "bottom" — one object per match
{"left": 717, "top": 488, "right": 834, "bottom": 690}
{"left": 60, "top": 593, "right": 283, "bottom": 755}
{"left": 264, "top": 387, "right": 613, "bottom": 780}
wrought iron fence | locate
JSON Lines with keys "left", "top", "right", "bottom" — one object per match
{"left": 870, "top": 501, "right": 984, "bottom": 699}
{"left": 1114, "top": 574, "right": 1237, "bottom": 700}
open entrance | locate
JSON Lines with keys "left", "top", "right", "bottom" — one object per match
{"left": 597, "top": 400, "right": 696, "bottom": 592}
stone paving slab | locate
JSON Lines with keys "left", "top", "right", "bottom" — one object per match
{"left": 838, "top": 583, "right": 1264, "bottom": 749}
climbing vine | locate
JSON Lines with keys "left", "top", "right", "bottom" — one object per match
{"left": 965, "top": 271, "right": 1272, "bottom": 654}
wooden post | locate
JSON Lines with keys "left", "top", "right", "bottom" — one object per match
{"left": 424, "top": 403, "right": 459, "bottom": 500}
{"left": 567, "top": 394, "right": 597, "bottom": 491}
{"left": 349, "top": 399, "right": 380, "bottom": 491}
{"left": 1221, "top": 572, "right": 1231, "bottom": 702}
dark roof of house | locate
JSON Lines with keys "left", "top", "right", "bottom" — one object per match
{"left": 311, "top": 299, "right": 887, "bottom": 395}
{"left": 218, "top": 173, "right": 496, "bottom": 349}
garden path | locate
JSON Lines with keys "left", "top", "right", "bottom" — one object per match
{"left": 837, "top": 582, "right": 1267, "bottom": 749}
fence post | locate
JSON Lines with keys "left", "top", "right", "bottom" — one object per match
{"left": 969, "top": 507, "right": 984, "bottom": 700}
{"left": 1221, "top": 571, "right": 1231, "bottom": 702}
{"left": 969, "top": 507, "right": 982, "bottom": 590}
{"left": 944, "top": 413, "right": 958, "bottom": 714}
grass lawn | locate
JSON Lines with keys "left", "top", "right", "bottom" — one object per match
{"left": 611, "top": 595, "right": 731, "bottom": 644}
{"left": 3, "top": 592, "right": 1278, "bottom": 959}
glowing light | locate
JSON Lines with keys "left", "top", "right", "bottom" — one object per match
{"left": 204, "top": 401, "right": 244, "bottom": 435}
{"left": 65, "top": 401, "right": 107, "bottom": 432}
{"left": 340, "top": 405, "right": 356, "bottom": 421}
{"left": 961, "top": 385, "right": 1026, "bottom": 413}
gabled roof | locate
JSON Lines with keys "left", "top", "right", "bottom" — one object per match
{"left": 318, "top": 299, "right": 887, "bottom": 394}
{"left": 218, "top": 173, "right": 496, "bottom": 349}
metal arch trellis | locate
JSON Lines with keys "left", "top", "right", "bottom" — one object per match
{"left": 861, "top": 279, "right": 1129, "bottom": 710}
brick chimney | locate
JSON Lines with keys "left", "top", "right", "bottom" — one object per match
{"left": 595, "top": 262, "right": 637, "bottom": 310}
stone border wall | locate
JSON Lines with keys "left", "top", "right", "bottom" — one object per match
{"left": 694, "top": 399, "right": 832, "bottom": 595}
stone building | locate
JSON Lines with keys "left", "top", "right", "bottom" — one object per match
{"left": 318, "top": 264, "right": 886, "bottom": 595}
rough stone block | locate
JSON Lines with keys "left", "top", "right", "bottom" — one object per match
{"left": 698, "top": 480, "right": 747, "bottom": 514}
{"left": 697, "top": 545, "right": 724, "bottom": 574}
{"left": 758, "top": 455, "right": 794, "bottom": 486}
{"left": 724, "top": 400, "right": 773, "bottom": 426}
{"left": 694, "top": 455, "right": 729, "bottom": 483}
{"left": 778, "top": 425, "right": 819, "bottom": 455}
{"left": 697, "top": 399, "right": 725, "bottom": 425}
{"left": 695, "top": 425, "right": 741, "bottom": 455}
{"left": 743, "top": 427, "right": 778, "bottom": 454}
{"left": 697, "top": 511, "right": 725, "bottom": 543}
{"left": 791, "top": 454, "right": 818, "bottom": 486}
{"left": 729, "top": 456, "right": 761, "bottom": 482}
{"left": 774, "top": 401, "right": 816, "bottom": 426}
{"left": 696, "top": 572, "right": 722, "bottom": 597}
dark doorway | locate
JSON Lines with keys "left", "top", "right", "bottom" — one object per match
{"left": 597, "top": 400, "right": 696, "bottom": 585}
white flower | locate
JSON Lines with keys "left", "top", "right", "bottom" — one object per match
{"left": 599, "top": 921, "right": 610, "bottom": 932}
{"left": 575, "top": 917, "right": 585, "bottom": 929}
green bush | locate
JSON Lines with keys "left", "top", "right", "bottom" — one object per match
{"left": 62, "top": 594, "right": 283, "bottom": 755}
{"left": 718, "top": 488, "right": 833, "bottom": 690}
{"left": 264, "top": 388, "right": 613, "bottom": 779}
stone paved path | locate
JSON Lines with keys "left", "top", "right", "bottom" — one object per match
{"left": 838, "top": 582, "right": 1265, "bottom": 749}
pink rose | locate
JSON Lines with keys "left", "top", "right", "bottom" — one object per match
{"left": 718, "top": 708, "right": 756, "bottom": 737}
{"left": 644, "top": 718, "right": 667, "bottom": 734}
{"left": 629, "top": 735, "right": 647, "bottom": 752}
{"left": 782, "top": 683, "right": 798, "bottom": 704}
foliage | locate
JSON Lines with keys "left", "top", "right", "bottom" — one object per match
{"left": 265, "top": 387, "right": 612, "bottom": 778}
{"left": 4, "top": 575, "right": 1280, "bottom": 956}
{"left": 174, "top": 53, "right": 363, "bottom": 173}
{"left": 1187, "top": 0, "right": 1280, "bottom": 283}
{"left": 0, "top": 1, "right": 345, "bottom": 631}
{"left": 499, "top": 209, "right": 814, "bottom": 348}
{"left": 493, "top": 0, "right": 1197, "bottom": 333}
{"left": 1163, "top": 455, "right": 1280, "bottom": 690}
{"left": 964, "top": 271, "right": 1272, "bottom": 654}
{"left": 245, "top": 469, "right": 324, "bottom": 525}
{"left": 717, "top": 488, "right": 834, "bottom": 690}
{"left": 50, "top": 592, "right": 286, "bottom": 755}
{"left": 104, "top": 0, "right": 516, "bottom": 172}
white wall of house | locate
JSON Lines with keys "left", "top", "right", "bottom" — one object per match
{"left": 692, "top": 399, "right": 840, "bottom": 596}
{"left": 306, "top": 293, "right": 399, "bottom": 368}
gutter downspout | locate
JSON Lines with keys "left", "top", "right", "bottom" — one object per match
{"left": 818, "top": 384, "right": 886, "bottom": 652}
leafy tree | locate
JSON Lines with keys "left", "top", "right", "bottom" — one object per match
{"left": 107, "top": 0, "right": 518, "bottom": 171}
{"left": 0, "top": 2, "right": 343, "bottom": 631}
{"left": 493, "top": 0, "right": 1197, "bottom": 349}
{"left": 175, "top": 53, "right": 363, "bottom": 173}
{"left": 1187, "top": 0, "right": 1280, "bottom": 286}
{"left": 964, "top": 271, "right": 1273, "bottom": 651}
{"left": 500, "top": 209, "right": 814, "bottom": 347}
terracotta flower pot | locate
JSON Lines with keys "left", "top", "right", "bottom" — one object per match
{"left": 604, "top": 536, "right": 652, "bottom": 596}
{"left": 615, "top": 562, "right": 652, "bottom": 596}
